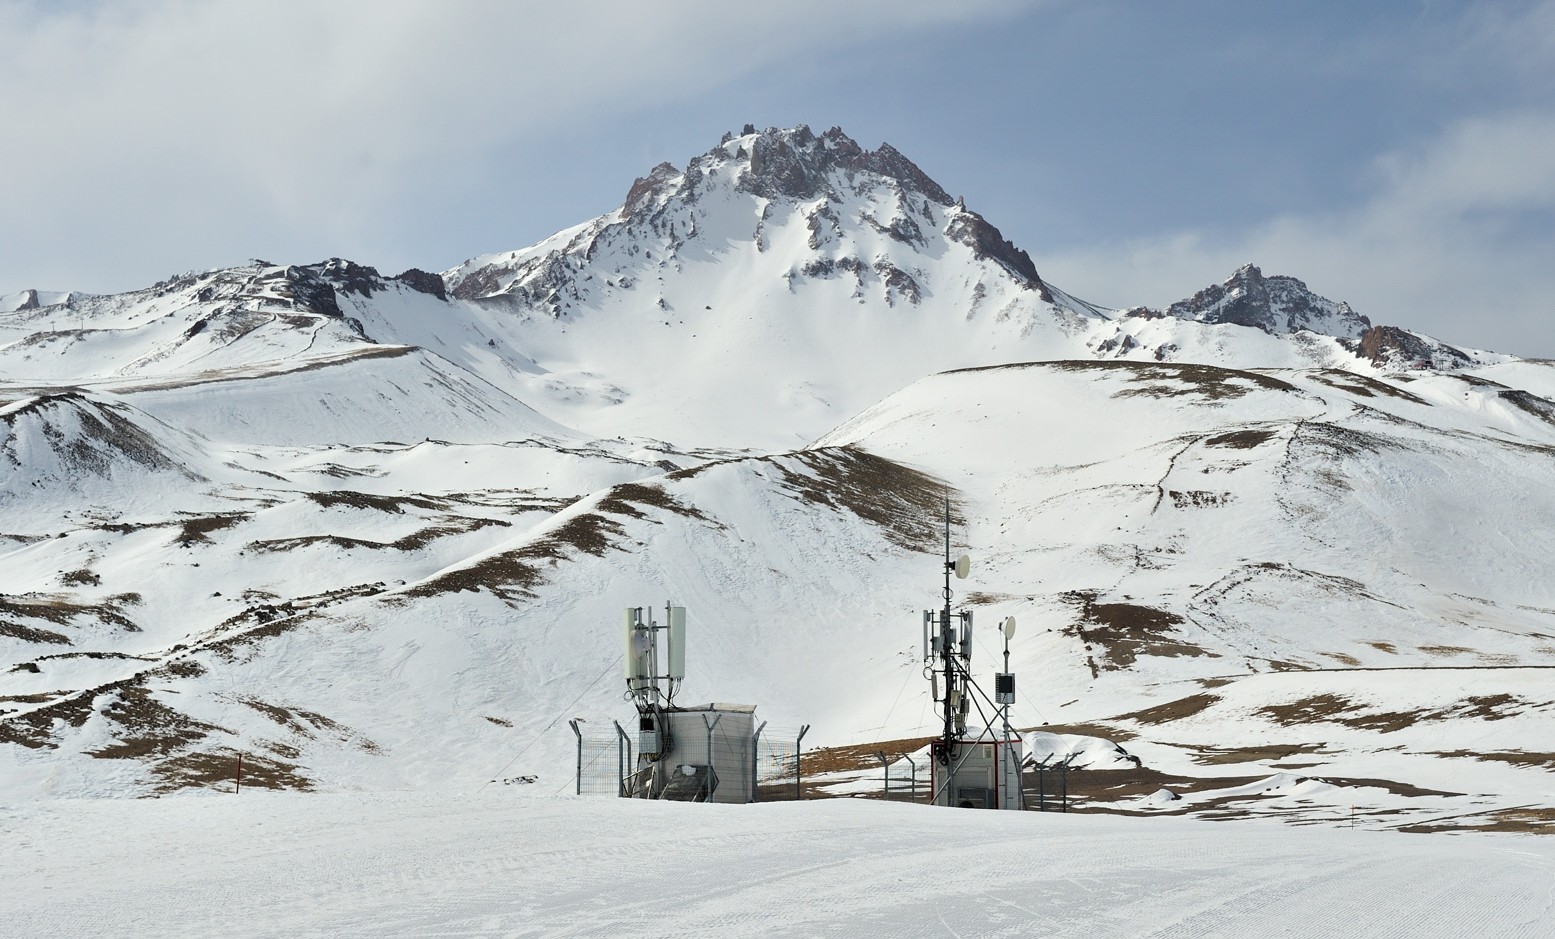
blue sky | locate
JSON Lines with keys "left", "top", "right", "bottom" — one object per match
{"left": 2, "top": 0, "right": 1551, "bottom": 354}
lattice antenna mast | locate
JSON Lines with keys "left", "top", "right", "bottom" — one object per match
{"left": 924, "top": 497, "right": 973, "bottom": 765}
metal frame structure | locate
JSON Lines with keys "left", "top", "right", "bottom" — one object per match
{"left": 921, "top": 498, "right": 1024, "bottom": 810}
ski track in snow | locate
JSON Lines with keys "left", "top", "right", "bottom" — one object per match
{"left": 6, "top": 795, "right": 1554, "bottom": 938}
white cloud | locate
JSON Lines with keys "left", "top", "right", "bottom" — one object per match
{"left": 1040, "top": 109, "right": 1555, "bottom": 357}
{"left": 0, "top": 0, "right": 1039, "bottom": 290}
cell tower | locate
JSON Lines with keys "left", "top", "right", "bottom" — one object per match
{"left": 621, "top": 604, "right": 760, "bottom": 803}
{"left": 922, "top": 499, "right": 1023, "bottom": 809}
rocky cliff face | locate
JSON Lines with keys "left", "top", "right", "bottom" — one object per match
{"left": 1156, "top": 264, "right": 1371, "bottom": 339}
{"left": 1354, "top": 324, "right": 1474, "bottom": 370}
{"left": 443, "top": 124, "right": 1051, "bottom": 312}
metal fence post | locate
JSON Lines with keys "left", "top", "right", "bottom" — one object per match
{"left": 1060, "top": 755, "right": 1073, "bottom": 812}
{"left": 795, "top": 724, "right": 811, "bottom": 801}
{"left": 702, "top": 713, "right": 723, "bottom": 802}
{"left": 1036, "top": 755, "right": 1052, "bottom": 812}
{"left": 876, "top": 751, "right": 889, "bottom": 799}
{"left": 904, "top": 752, "right": 918, "bottom": 803}
{"left": 751, "top": 720, "right": 766, "bottom": 804}
{"left": 568, "top": 719, "right": 584, "bottom": 796}
{"left": 614, "top": 720, "right": 630, "bottom": 798}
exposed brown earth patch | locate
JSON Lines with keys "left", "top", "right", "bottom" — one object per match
{"left": 774, "top": 446, "right": 954, "bottom": 551}
{"left": 801, "top": 734, "right": 937, "bottom": 777}
{"left": 1067, "top": 592, "right": 1215, "bottom": 670}
{"left": 87, "top": 686, "right": 230, "bottom": 760}
{"left": 1430, "top": 750, "right": 1555, "bottom": 769}
{"left": 0, "top": 591, "right": 142, "bottom": 643}
{"left": 59, "top": 568, "right": 101, "bottom": 587}
{"left": 151, "top": 748, "right": 313, "bottom": 794}
{"left": 944, "top": 361, "right": 1296, "bottom": 400}
{"left": 247, "top": 516, "right": 512, "bottom": 554}
{"left": 406, "top": 482, "right": 709, "bottom": 602}
{"left": 1308, "top": 370, "right": 1429, "bottom": 404}
{"left": 1114, "top": 693, "right": 1221, "bottom": 725}
{"left": 1258, "top": 694, "right": 1357, "bottom": 724}
{"left": 1167, "top": 490, "right": 1233, "bottom": 508}
{"left": 238, "top": 697, "right": 380, "bottom": 751}
{"left": 1399, "top": 807, "right": 1555, "bottom": 834}
{"left": 1022, "top": 722, "right": 1138, "bottom": 742}
{"left": 1204, "top": 429, "right": 1276, "bottom": 449}
{"left": 306, "top": 490, "right": 447, "bottom": 513}
{"left": 1188, "top": 743, "right": 1327, "bottom": 765}
{"left": 962, "top": 591, "right": 1020, "bottom": 606}
{"left": 175, "top": 514, "right": 244, "bottom": 546}
{"left": 1259, "top": 693, "right": 1531, "bottom": 732}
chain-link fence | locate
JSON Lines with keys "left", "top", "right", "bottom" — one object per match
{"left": 1026, "top": 761, "right": 1070, "bottom": 812}
{"left": 570, "top": 719, "right": 812, "bottom": 802}
{"left": 882, "top": 753, "right": 925, "bottom": 802}
{"left": 859, "top": 752, "right": 1072, "bottom": 810}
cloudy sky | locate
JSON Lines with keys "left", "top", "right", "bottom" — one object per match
{"left": 3, "top": 0, "right": 1552, "bottom": 354}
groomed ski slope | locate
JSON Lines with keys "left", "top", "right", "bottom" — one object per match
{"left": 7, "top": 794, "right": 1553, "bottom": 937}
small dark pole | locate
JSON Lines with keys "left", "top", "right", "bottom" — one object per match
{"left": 1061, "top": 759, "right": 1070, "bottom": 813}
{"left": 702, "top": 713, "right": 722, "bottom": 802}
{"left": 568, "top": 719, "right": 584, "bottom": 795}
{"left": 795, "top": 724, "right": 811, "bottom": 800}
{"left": 614, "top": 720, "right": 630, "bottom": 798}
{"left": 876, "top": 750, "right": 889, "bottom": 799}
{"left": 235, "top": 752, "right": 243, "bottom": 794}
{"left": 751, "top": 720, "right": 766, "bottom": 804}
{"left": 904, "top": 752, "right": 918, "bottom": 802}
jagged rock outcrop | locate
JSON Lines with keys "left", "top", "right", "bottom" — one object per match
{"left": 442, "top": 124, "right": 1053, "bottom": 313}
{"left": 1157, "top": 264, "right": 1370, "bottom": 338}
{"left": 392, "top": 269, "right": 447, "bottom": 301}
{"left": 1355, "top": 325, "right": 1473, "bottom": 370}
{"left": 944, "top": 208, "right": 1048, "bottom": 295}
{"left": 739, "top": 125, "right": 954, "bottom": 205}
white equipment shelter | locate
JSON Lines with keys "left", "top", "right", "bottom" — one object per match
{"left": 622, "top": 605, "right": 760, "bottom": 803}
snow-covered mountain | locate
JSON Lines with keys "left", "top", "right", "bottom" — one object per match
{"left": 2, "top": 125, "right": 1551, "bottom": 830}
{"left": 1147, "top": 263, "right": 1371, "bottom": 338}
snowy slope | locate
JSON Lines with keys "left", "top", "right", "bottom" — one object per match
{"left": 2, "top": 127, "right": 1500, "bottom": 453}
{"left": 3, "top": 125, "right": 1552, "bottom": 828}
{"left": 8, "top": 795, "right": 1555, "bottom": 938}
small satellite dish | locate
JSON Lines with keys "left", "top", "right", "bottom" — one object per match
{"left": 1003, "top": 616, "right": 1017, "bottom": 640}
{"left": 954, "top": 554, "right": 971, "bottom": 580}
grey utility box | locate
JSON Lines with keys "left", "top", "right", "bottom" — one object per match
{"left": 652, "top": 703, "right": 758, "bottom": 804}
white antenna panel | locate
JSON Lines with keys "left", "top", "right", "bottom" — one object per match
{"left": 625, "top": 608, "right": 649, "bottom": 686}
{"left": 668, "top": 606, "right": 687, "bottom": 680}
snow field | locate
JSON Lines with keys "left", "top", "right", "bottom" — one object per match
{"left": 6, "top": 793, "right": 1555, "bottom": 938}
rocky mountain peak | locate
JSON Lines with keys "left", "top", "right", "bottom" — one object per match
{"left": 731, "top": 124, "right": 954, "bottom": 205}
{"left": 1158, "top": 264, "right": 1372, "bottom": 339}
{"left": 618, "top": 124, "right": 960, "bottom": 215}
{"left": 448, "top": 124, "right": 1049, "bottom": 307}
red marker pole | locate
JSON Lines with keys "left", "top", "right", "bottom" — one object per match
{"left": 236, "top": 753, "right": 243, "bottom": 794}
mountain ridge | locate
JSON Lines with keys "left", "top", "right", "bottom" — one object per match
{"left": 2, "top": 124, "right": 1550, "bottom": 826}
